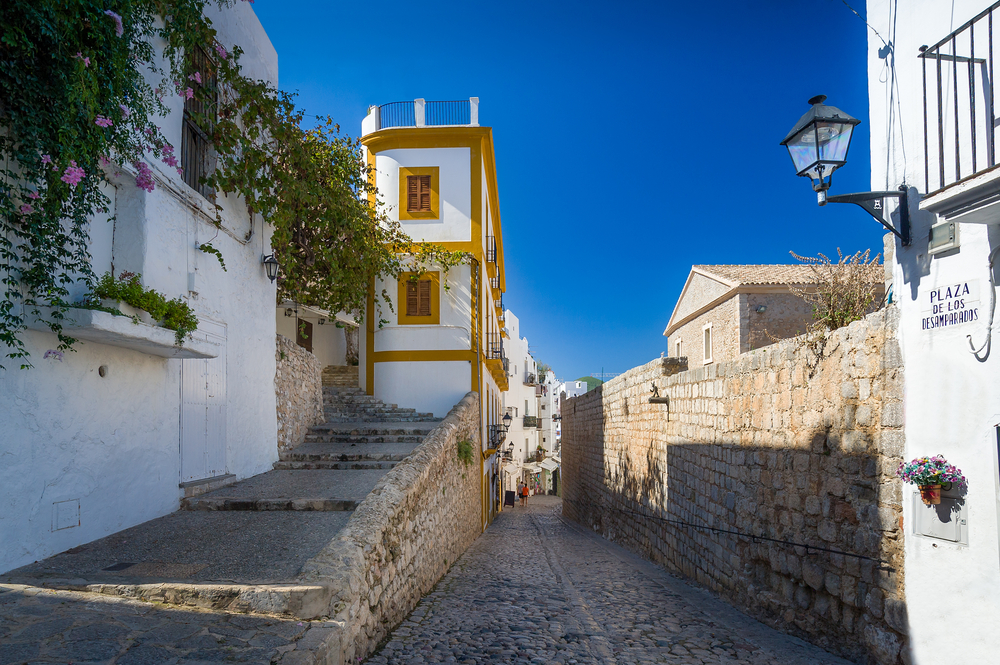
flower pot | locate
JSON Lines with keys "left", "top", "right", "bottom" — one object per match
{"left": 918, "top": 484, "right": 942, "bottom": 505}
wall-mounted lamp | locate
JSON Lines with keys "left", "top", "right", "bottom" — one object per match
{"left": 284, "top": 308, "right": 295, "bottom": 317}
{"left": 756, "top": 305, "right": 767, "bottom": 313}
{"left": 262, "top": 254, "right": 280, "bottom": 283}
{"left": 317, "top": 318, "right": 327, "bottom": 325}
{"left": 781, "top": 95, "right": 910, "bottom": 245}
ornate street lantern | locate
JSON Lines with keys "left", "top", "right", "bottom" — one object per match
{"left": 262, "top": 254, "right": 280, "bottom": 283}
{"left": 780, "top": 95, "right": 860, "bottom": 205}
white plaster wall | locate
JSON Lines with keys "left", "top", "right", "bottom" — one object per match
{"left": 373, "top": 263, "right": 472, "bottom": 353}
{"left": 374, "top": 361, "right": 470, "bottom": 419}
{"left": 0, "top": 5, "right": 278, "bottom": 574}
{"left": 275, "top": 312, "right": 347, "bottom": 369}
{"left": 868, "top": 1, "right": 1000, "bottom": 661}
{"left": 501, "top": 310, "right": 539, "bottom": 464}
{"left": 375, "top": 148, "right": 471, "bottom": 243}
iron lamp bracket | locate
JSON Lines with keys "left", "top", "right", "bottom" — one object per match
{"left": 825, "top": 186, "right": 910, "bottom": 246}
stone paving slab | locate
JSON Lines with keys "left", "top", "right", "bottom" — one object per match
{"left": 181, "top": 469, "right": 385, "bottom": 511}
{"left": 286, "top": 442, "right": 419, "bottom": 460}
{"left": 365, "top": 496, "right": 852, "bottom": 665}
{"left": 307, "top": 421, "right": 440, "bottom": 432}
{"left": 0, "top": 583, "right": 340, "bottom": 665}
{"left": 3, "top": 511, "right": 351, "bottom": 588}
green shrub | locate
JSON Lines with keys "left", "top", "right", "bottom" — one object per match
{"left": 456, "top": 439, "right": 474, "bottom": 466}
{"left": 91, "top": 271, "right": 198, "bottom": 346}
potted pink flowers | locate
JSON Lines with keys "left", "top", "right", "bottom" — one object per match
{"left": 897, "top": 455, "right": 967, "bottom": 505}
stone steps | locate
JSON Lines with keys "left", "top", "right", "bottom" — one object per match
{"left": 322, "top": 365, "right": 359, "bottom": 388}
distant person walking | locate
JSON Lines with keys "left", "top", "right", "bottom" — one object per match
{"left": 517, "top": 481, "right": 524, "bottom": 507}
{"left": 521, "top": 482, "right": 530, "bottom": 507}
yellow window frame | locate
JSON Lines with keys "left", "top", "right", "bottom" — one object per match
{"left": 397, "top": 271, "right": 440, "bottom": 325}
{"left": 398, "top": 166, "right": 440, "bottom": 221}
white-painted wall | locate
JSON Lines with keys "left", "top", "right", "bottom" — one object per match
{"left": 275, "top": 309, "right": 347, "bottom": 369}
{"left": 0, "top": 3, "right": 278, "bottom": 574}
{"left": 375, "top": 148, "right": 472, "bottom": 243}
{"left": 867, "top": 1, "right": 1000, "bottom": 661}
{"left": 502, "top": 310, "right": 539, "bottom": 472}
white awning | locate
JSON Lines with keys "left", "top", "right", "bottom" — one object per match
{"left": 540, "top": 458, "right": 559, "bottom": 471}
{"left": 522, "top": 463, "right": 541, "bottom": 473}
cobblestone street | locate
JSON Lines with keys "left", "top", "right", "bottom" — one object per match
{"left": 367, "top": 496, "right": 851, "bottom": 665}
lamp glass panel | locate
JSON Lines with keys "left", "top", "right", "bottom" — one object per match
{"left": 785, "top": 125, "right": 821, "bottom": 175}
{"left": 816, "top": 121, "right": 854, "bottom": 164}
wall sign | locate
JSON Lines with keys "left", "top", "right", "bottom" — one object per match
{"left": 921, "top": 279, "right": 980, "bottom": 330}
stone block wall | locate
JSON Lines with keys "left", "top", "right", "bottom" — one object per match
{"left": 275, "top": 334, "right": 323, "bottom": 450}
{"left": 562, "top": 308, "right": 906, "bottom": 665}
{"left": 299, "top": 393, "right": 482, "bottom": 663}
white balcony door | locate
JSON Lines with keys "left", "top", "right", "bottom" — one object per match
{"left": 180, "top": 321, "right": 227, "bottom": 483}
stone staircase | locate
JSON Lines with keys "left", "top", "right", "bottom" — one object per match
{"left": 274, "top": 387, "right": 441, "bottom": 471}
{"left": 322, "top": 364, "right": 359, "bottom": 388}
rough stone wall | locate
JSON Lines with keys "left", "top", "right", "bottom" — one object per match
{"left": 299, "top": 393, "right": 481, "bottom": 664}
{"left": 562, "top": 308, "right": 906, "bottom": 665}
{"left": 742, "top": 292, "right": 814, "bottom": 353}
{"left": 669, "top": 295, "right": 741, "bottom": 363}
{"left": 275, "top": 334, "right": 323, "bottom": 450}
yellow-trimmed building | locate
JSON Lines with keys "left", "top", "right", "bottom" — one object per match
{"left": 359, "top": 98, "right": 508, "bottom": 529}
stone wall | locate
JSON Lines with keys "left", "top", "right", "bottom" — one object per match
{"left": 299, "top": 393, "right": 482, "bottom": 664}
{"left": 743, "top": 292, "right": 814, "bottom": 352}
{"left": 562, "top": 308, "right": 907, "bottom": 665}
{"left": 670, "top": 295, "right": 741, "bottom": 364}
{"left": 275, "top": 334, "right": 323, "bottom": 450}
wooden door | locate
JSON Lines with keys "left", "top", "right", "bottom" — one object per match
{"left": 180, "top": 321, "right": 227, "bottom": 482}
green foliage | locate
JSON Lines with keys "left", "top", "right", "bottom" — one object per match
{"left": 575, "top": 376, "right": 604, "bottom": 392}
{"left": 789, "top": 249, "right": 883, "bottom": 332}
{"left": 198, "top": 243, "right": 226, "bottom": 271}
{"left": 92, "top": 270, "right": 198, "bottom": 344}
{"left": 456, "top": 439, "right": 474, "bottom": 466}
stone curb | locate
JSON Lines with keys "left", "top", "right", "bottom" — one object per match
{"left": 181, "top": 497, "right": 359, "bottom": 511}
{"left": 85, "top": 581, "right": 335, "bottom": 619}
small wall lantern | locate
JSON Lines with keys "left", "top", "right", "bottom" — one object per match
{"left": 262, "top": 254, "right": 279, "bottom": 283}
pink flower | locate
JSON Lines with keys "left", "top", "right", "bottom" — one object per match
{"left": 27, "top": 191, "right": 40, "bottom": 200}
{"left": 162, "top": 144, "right": 174, "bottom": 155}
{"left": 99, "top": 155, "right": 111, "bottom": 166}
{"left": 162, "top": 154, "right": 178, "bottom": 168}
{"left": 19, "top": 204, "right": 34, "bottom": 214}
{"left": 133, "top": 161, "right": 155, "bottom": 193}
{"left": 119, "top": 103, "right": 131, "bottom": 119}
{"left": 189, "top": 72, "right": 202, "bottom": 84}
{"left": 181, "top": 87, "right": 194, "bottom": 100}
{"left": 95, "top": 115, "right": 113, "bottom": 128}
{"left": 214, "top": 44, "right": 228, "bottom": 60}
{"left": 60, "top": 161, "right": 86, "bottom": 188}
{"left": 176, "top": 167, "right": 184, "bottom": 176}
{"left": 104, "top": 10, "right": 124, "bottom": 37}
{"left": 74, "top": 52, "right": 90, "bottom": 67}
{"left": 41, "top": 154, "right": 51, "bottom": 165}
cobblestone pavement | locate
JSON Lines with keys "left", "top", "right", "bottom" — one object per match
{"left": 366, "top": 496, "right": 851, "bottom": 665}
{"left": 0, "top": 584, "right": 338, "bottom": 665}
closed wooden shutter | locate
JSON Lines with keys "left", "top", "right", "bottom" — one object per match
{"left": 406, "top": 281, "right": 419, "bottom": 316}
{"left": 406, "top": 175, "right": 432, "bottom": 212}
{"left": 418, "top": 280, "right": 432, "bottom": 316}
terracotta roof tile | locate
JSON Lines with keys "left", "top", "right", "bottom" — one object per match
{"left": 692, "top": 264, "right": 876, "bottom": 286}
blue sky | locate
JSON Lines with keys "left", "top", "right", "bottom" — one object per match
{"left": 253, "top": 0, "right": 881, "bottom": 382}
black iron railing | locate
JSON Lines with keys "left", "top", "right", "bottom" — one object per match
{"left": 919, "top": 1, "right": 1000, "bottom": 193}
{"left": 486, "top": 235, "right": 497, "bottom": 264}
{"left": 376, "top": 101, "right": 415, "bottom": 130}
{"left": 426, "top": 100, "right": 471, "bottom": 126}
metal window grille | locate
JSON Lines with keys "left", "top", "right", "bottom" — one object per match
{"left": 486, "top": 235, "right": 497, "bottom": 264}
{"left": 919, "top": 1, "right": 1000, "bottom": 194}
{"left": 181, "top": 47, "right": 217, "bottom": 200}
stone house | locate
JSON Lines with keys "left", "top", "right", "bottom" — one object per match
{"left": 663, "top": 264, "right": 883, "bottom": 364}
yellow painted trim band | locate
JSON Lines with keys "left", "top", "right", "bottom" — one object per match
{"left": 372, "top": 350, "right": 477, "bottom": 363}
{"left": 396, "top": 271, "right": 440, "bottom": 325}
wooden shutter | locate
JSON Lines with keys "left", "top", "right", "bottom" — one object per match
{"left": 296, "top": 320, "right": 313, "bottom": 353}
{"left": 406, "top": 281, "right": 419, "bottom": 316}
{"left": 418, "top": 280, "right": 432, "bottom": 316}
{"left": 418, "top": 176, "right": 431, "bottom": 211}
{"left": 407, "top": 176, "right": 420, "bottom": 212}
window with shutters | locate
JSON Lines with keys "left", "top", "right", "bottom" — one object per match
{"left": 397, "top": 167, "right": 439, "bottom": 220}
{"left": 181, "top": 47, "right": 217, "bottom": 200}
{"left": 396, "top": 271, "right": 440, "bottom": 324}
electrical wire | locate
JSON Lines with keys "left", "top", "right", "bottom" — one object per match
{"left": 841, "top": 0, "right": 889, "bottom": 47}
{"left": 967, "top": 245, "right": 1000, "bottom": 360}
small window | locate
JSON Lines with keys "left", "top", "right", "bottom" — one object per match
{"left": 675, "top": 339, "right": 682, "bottom": 358}
{"left": 406, "top": 280, "right": 432, "bottom": 317}
{"left": 703, "top": 323, "right": 713, "bottom": 364}
{"left": 406, "top": 175, "right": 432, "bottom": 212}
{"left": 296, "top": 320, "right": 313, "bottom": 353}
{"left": 181, "top": 47, "right": 217, "bottom": 199}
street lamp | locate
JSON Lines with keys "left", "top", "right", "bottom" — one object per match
{"left": 781, "top": 95, "right": 910, "bottom": 245}
{"left": 502, "top": 412, "right": 512, "bottom": 430}
{"left": 262, "top": 254, "right": 280, "bottom": 283}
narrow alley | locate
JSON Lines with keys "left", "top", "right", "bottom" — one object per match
{"left": 365, "top": 496, "right": 851, "bottom": 665}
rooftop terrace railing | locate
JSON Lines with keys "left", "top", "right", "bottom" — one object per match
{"left": 919, "top": 0, "right": 1000, "bottom": 193}
{"left": 369, "top": 98, "right": 479, "bottom": 132}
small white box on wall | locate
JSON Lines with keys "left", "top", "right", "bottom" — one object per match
{"left": 912, "top": 492, "right": 967, "bottom": 545}
{"left": 52, "top": 499, "right": 80, "bottom": 531}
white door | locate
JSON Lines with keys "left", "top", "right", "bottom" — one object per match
{"left": 180, "top": 321, "right": 227, "bottom": 482}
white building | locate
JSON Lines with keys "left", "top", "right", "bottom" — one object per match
{"left": 862, "top": 1, "right": 1000, "bottom": 661}
{"left": 359, "top": 98, "right": 509, "bottom": 527}
{"left": 560, "top": 379, "right": 588, "bottom": 400}
{"left": 0, "top": 4, "right": 279, "bottom": 574}
{"left": 500, "top": 309, "right": 539, "bottom": 498}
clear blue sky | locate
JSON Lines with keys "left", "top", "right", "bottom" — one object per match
{"left": 253, "top": 0, "right": 882, "bottom": 382}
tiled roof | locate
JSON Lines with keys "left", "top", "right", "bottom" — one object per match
{"left": 693, "top": 264, "right": 853, "bottom": 286}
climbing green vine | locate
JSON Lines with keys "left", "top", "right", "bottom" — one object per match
{"left": 1, "top": 0, "right": 455, "bottom": 368}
